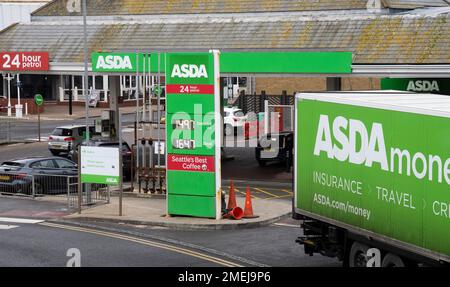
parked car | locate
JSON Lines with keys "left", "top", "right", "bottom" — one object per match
{"left": 48, "top": 125, "right": 100, "bottom": 156}
{"left": 224, "top": 106, "right": 247, "bottom": 136}
{"left": 255, "top": 131, "right": 293, "bottom": 171}
{"left": 68, "top": 139, "right": 133, "bottom": 181}
{"left": 0, "top": 157, "right": 78, "bottom": 195}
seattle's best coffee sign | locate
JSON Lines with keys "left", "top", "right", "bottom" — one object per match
{"left": 0, "top": 52, "right": 49, "bottom": 71}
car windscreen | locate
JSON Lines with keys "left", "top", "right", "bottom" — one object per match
{"left": 51, "top": 128, "right": 73, "bottom": 137}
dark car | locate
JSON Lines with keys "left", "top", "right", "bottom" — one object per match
{"left": 0, "top": 157, "right": 78, "bottom": 195}
{"left": 68, "top": 139, "right": 133, "bottom": 181}
{"left": 255, "top": 131, "right": 294, "bottom": 171}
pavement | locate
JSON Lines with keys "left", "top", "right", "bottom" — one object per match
{"left": 0, "top": 104, "right": 138, "bottom": 121}
{"left": 62, "top": 195, "right": 291, "bottom": 230}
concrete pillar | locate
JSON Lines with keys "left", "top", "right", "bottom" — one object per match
{"left": 326, "top": 77, "right": 342, "bottom": 91}
{"left": 109, "top": 75, "right": 121, "bottom": 141}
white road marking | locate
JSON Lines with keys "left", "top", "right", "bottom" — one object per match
{"left": 273, "top": 223, "right": 299, "bottom": 228}
{"left": 0, "top": 217, "right": 44, "bottom": 224}
{"left": 0, "top": 224, "right": 19, "bottom": 230}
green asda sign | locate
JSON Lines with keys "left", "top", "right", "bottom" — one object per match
{"left": 92, "top": 52, "right": 351, "bottom": 74}
{"left": 381, "top": 78, "right": 450, "bottom": 95}
{"left": 295, "top": 97, "right": 450, "bottom": 257}
{"left": 166, "top": 52, "right": 221, "bottom": 219}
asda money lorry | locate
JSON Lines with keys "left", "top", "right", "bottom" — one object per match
{"left": 293, "top": 91, "right": 450, "bottom": 267}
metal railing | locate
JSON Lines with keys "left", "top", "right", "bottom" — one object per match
{"left": 0, "top": 171, "right": 110, "bottom": 209}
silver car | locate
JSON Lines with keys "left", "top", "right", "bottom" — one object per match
{"left": 48, "top": 125, "right": 96, "bottom": 156}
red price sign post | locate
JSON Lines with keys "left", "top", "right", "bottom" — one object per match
{"left": 0, "top": 52, "right": 49, "bottom": 71}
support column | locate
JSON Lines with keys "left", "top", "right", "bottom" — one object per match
{"left": 109, "top": 75, "right": 121, "bottom": 141}
{"left": 2, "top": 75, "right": 6, "bottom": 100}
{"left": 326, "top": 77, "right": 342, "bottom": 91}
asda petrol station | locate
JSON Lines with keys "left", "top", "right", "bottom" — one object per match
{"left": 0, "top": 0, "right": 449, "bottom": 219}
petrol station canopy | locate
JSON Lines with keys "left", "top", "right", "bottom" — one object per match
{"left": 0, "top": 0, "right": 449, "bottom": 77}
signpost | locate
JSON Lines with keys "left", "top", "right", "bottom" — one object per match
{"left": 34, "top": 94, "right": 44, "bottom": 142}
{"left": 80, "top": 146, "right": 120, "bottom": 185}
{"left": 165, "top": 51, "right": 221, "bottom": 219}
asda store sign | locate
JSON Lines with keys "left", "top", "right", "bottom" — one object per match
{"left": 381, "top": 78, "right": 450, "bottom": 95}
{"left": 171, "top": 64, "right": 208, "bottom": 78}
{"left": 314, "top": 115, "right": 450, "bottom": 185}
{"left": 92, "top": 52, "right": 147, "bottom": 73}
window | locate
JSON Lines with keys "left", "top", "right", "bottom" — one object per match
{"left": 55, "top": 159, "right": 76, "bottom": 169}
{"left": 31, "top": 160, "right": 56, "bottom": 169}
{"left": 51, "top": 128, "right": 72, "bottom": 136}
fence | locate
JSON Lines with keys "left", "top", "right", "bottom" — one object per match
{"left": 0, "top": 171, "right": 109, "bottom": 209}
{"left": 235, "top": 90, "right": 295, "bottom": 115}
{"left": 0, "top": 118, "right": 38, "bottom": 144}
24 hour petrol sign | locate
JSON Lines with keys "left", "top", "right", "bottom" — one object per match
{"left": 0, "top": 52, "right": 49, "bottom": 71}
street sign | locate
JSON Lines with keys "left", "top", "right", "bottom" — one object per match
{"left": 80, "top": 146, "right": 120, "bottom": 185}
{"left": 0, "top": 52, "right": 49, "bottom": 71}
{"left": 166, "top": 51, "right": 221, "bottom": 219}
{"left": 34, "top": 94, "right": 44, "bottom": 106}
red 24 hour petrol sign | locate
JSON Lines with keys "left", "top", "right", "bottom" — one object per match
{"left": 0, "top": 52, "right": 49, "bottom": 71}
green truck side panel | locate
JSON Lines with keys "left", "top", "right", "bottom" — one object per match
{"left": 93, "top": 52, "right": 352, "bottom": 74}
{"left": 168, "top": 194, "right": 216, "bottom": 218}
{"left": 166, "top": 94, "right": 215, "bottom": 115}
{"left": 167, "top": 170, "right": 215, "bottom": 197}
{"left": 166, "top": 113, "right": 215, "bottom": 156}
{"left": 296, "top": 99, "right": 450, "bottom": 257}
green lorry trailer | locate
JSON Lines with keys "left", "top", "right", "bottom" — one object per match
{"left": 293, "top": 91, "right": 450, "bottom": 267}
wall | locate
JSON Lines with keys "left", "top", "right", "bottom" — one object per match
{"left": 0, "top": 2, "right": 47, "bottom": 31}
{"left": 255, "top": 77, "right": 381, "bottom": 94}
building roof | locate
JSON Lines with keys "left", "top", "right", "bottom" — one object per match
{"left": 32, "top": 0, "right": 370, "bottom": 16}
{"left": 0, "top": 13, "right": 448, "bottom": 65}
{"left": 383, "top": 0, "right": 450, "bottom": 9}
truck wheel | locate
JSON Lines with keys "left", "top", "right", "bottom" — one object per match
{"left": 381, "top": 253, "right": 405, "bottom": 267}
{"left": 349, "top": 242, "right": 370, "bottom": 267}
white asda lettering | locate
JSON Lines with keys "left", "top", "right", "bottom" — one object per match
{"left": 407, "top": 80, "right": 440, "bottom": 92}
{"left": 96, "top": 55, "right": 133, "bottom": 70}
{"left": 171, "top": 64, "right": 208, "bottom": 78}
{"left": 313, "top": 114, "right": 450, "bottom": 185}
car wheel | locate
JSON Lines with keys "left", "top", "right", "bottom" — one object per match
{"left": 50, "top": 150, "right": 60, "bottom": 156}
{"left": 34, "top": 182, "right": 44, "bottom": 196}
{"left": 224, "top": 124, "right": 233, "bottom": 136}
{"left": 257, "top": 160, "right": 266, "bottom": 167}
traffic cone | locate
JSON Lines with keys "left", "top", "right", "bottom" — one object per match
{"left": 225, "top": 207, "right": 244, "bottom": 220}
{"left": 243, "top": 187, "right": 259, "bottom": 219}
{"left": 227, "top": 180, "right": 237, "bottom": 210}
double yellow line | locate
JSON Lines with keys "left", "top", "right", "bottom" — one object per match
{"left": 40, "top": 222, "right": 243, "bottom": 267}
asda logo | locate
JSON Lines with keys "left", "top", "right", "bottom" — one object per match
{"left": 314, "top": 115, "right": 450, "bottom": 184}
{"left": 96, "top": 55, "right": 133, "bottom": 70}
{"left": 407, "top": 80, "right": 440, "bottom": 92}
{"left": 171, "top": 64, "right": 208, "bottom": 79}
{"left": 106, "top": 177, "right": 118, "bottom": 184}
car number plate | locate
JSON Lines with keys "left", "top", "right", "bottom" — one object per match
{"left": 0, "top": 175, "right": 10, "bottom": 181}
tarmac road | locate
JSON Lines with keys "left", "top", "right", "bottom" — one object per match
{"left": 0, "top": 197, "right": 340, "bottom": 267}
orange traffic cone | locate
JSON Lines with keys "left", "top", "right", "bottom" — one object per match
{"left": 243, "top": 187, "right": 259, "bottom": 219}
{"left": 225, "top": 207, "right": 244, "bottom": 220}
{"left": 227, "top": 180, "right": 237, "bottom": 210}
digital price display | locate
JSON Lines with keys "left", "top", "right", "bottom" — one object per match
{"left": 172, "top": 139, "right": 195, "bottom": 150}
{"left": 172, "top": 119, "right": 195, "bottom": 130}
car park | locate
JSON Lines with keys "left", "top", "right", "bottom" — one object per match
{"left": 0, "top": 157, "right": 78, "bottom": 195}
{"left": 224, "top": 106, "right": 247, "bottom": 136}
{"left": 48, "top": 125, "right": 99, "bottom": 156}
{"left": 255, "top": 131, "right": 293, "bottom": 171}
